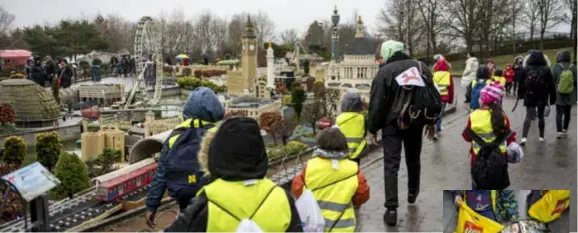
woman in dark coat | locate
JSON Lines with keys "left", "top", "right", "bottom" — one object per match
{"left": 58, "top": 59, "right": 73, "bottom": 88}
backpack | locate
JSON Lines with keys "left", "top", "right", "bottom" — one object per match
{"left": 466, "top": 127, "right": 512, "bottom": 190}
{"left": 391, "top": 60, "right": 443, "bottom": 129}
{"left": 469, "top": 79, "right": 487, "bottom": 110}
{"left": 557, "top": 64, "right": 574, "bottom": 94}
{"left": 525, "top": 69, "right": 546, "bottom": 96}
{"left": 164, "top": 120, "right": 214, "bottom": 198}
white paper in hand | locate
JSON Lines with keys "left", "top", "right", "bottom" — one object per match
{"left": 236, "top": 219, "right": 264, "bottom": 233}
{"left": 295, "top": 189, "right": 326, "bottom": 232}
{"left": 394, "top": 67, "right": 425, "bottom": 87}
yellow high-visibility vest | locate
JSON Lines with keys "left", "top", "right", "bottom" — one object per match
{"left": 493, "top": 76, "right": 506, "bottom": 87}
{"left": 202, "top": 178, "right": 292, "bottom": 232}
{"left": 469, "top": 109, "right": 507, "bottom": 156}
{"left": 305, "top": 157, "right": 359, "bottom": 232}
{"left": 335, "top": 112, "right": 366, "bottom": 159}
{"left": 168, "top": 119, "right": 220, "bottom": 148}
{"left": 433, "top": 71, "right": 451, "bottom": 96}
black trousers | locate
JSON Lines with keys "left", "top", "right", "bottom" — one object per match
{"left": 523, "top": 105, "right": 546, "bottom": 138}
{"left": 556, "top": 105, "right": 572, "bottom": 132}
{"left": 381, "top": 122, "right": 424, "bottom": 209}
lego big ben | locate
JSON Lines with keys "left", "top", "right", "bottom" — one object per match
{"left": 241, "top": 16, "right": 257, "bottom": 92}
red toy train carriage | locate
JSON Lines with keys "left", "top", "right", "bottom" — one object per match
{"left": 95, "top": 162, "right": 158, "bottom": 201}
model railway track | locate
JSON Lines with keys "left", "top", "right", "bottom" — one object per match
{"left": 0, "top": 143, "right": 377, "bottom": 232}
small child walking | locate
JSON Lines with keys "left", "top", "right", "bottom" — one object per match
{"left": 291, "top": 128, "right": 370, "bottom": 232}
{"left": 335, "top": 92, "right": 367, "bottom": 165}
{"left": 462, "top": 81, "right": 523, "bottom": 189}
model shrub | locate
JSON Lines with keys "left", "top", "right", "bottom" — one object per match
{"left": 2, "top": 136, "right": 26, "bottom": 167}
{"left": 0, "top": 163, "right": 23, "bottom": 224}
{"left": 50, "top": 152, "right": 90, "bottom": 200}
{"left": 8, "top": 73, "right": 25, "bottom": 79}
{"left": 0, "top": 104, "right": 15, "bottom": 124}
{"left": 176, "top": 77, "right": 226, "bottom": 93}
{"left": 35, "top": 132, "right": 62, "bottom": 171}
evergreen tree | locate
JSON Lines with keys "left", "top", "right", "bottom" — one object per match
{"left": 2, "top": 136, "right": 26, "bottom": 167}
{"left": 50, "top": 152, "right": 90, "bottom": 200}
{"left": 35, "top": 132, "right": 62, "bottom": 171}
{"left": 291, "top": 86, "right": 307, "bottom": 119}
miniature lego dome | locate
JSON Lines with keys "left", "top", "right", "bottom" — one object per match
{"left": 0, "top": 79, "right": 60, "bottom": 128}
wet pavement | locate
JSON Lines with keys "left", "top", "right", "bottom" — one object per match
{"left": 356, "top": 83, "right": 577, "bottom": 232}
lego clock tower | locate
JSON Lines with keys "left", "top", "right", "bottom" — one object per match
{"left": 241, "top": 16, "right": 257, "bottom": 92}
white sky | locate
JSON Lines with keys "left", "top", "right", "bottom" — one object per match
{"left": 2, "top": 0, "right": 571, "bottom": 36}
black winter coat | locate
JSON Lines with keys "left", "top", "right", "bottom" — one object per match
{"left": 30, "top": 65, "right": 46, "bottom": 86}
{"left": 59, "top": 66, "right": 73, "bottom": 88}
{"left": 368, "top": 52, "right": 433, "bottom": 134}
{"left": 517, "top": 52, "right": 556, "bottom": 107}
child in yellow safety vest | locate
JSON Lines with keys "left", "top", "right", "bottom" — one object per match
{"left": 492, "top": 69, "right": 507, "bottom": 87}
{"left": 291, "top": 128, "right": 370, "bottom": 232}
{"left": 334, "top": 92, "right": 367, "bottom": 165}
{"left": 432, "top": 58, "right": 455, "bottom": 139}
{"left": 461, "top": 81, "right": 523, "bottom": 187}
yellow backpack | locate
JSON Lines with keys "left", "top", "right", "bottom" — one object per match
{"left": 527, "top": 190, "right": 570, "bottom": 223}
{"left": 454, "top": 202, "right": 504, "bottom": 233}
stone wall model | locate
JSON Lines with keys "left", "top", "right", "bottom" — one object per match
{"left": 0, "top": 79, "right": 60, "bottom": 128}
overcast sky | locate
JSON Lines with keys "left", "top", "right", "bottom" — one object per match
{"left": 3, "top": 0, "right": 571, "bottom": 36}
{"left": 4, "top": 0, "right": 384, "bottom": 34}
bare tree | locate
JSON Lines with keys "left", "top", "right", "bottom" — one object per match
{"left": 521, "top": 0, "right": 541, "bottom": 41}
{"left": 92, "top": 13, "right": 136, "bottom": 54}
{"left": 416, "top": 0, "right": 443, "bottom": 59}
{"left": 377, "top": 0, "right": 424, "bottom": 56}
{"left": 536, "top": 0, "right": 564, "bottom": 49}
{"left": 0, "top": 7, "right": 14, "bottom": 35}
{"left": 280, "top": 28, "right": 299, "bottom": 45}
{"left": 251, "top": 11, "right": 276, "bottom": 50}
{"left": 304, "top": 21, "right": 325, "bottom": 46}
{"left": 563, "top": 0, "right": 577, "bottom": 61}
{"left": 226, "top": 14, "right": 245, "bottom": 57}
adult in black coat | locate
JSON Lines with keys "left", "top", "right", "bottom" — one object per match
{"left": 30, "top": 58, "right": 46, "bottom": 86}
{"left": 58, "top": 59, "right": 73, "bottom": 88}
{"left": 517, "top": 50, "right": 556, "bottom": 144}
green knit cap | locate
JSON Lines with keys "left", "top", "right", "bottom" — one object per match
{"left": 380, "top": 40, "right": 405, "bottom": 62}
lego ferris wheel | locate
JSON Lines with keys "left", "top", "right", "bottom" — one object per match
{"left": 125, "top": 16, "right": 163, "bottom": 109}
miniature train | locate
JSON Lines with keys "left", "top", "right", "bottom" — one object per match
{"left": 94, "top": 158, "right": 158, "bottom": 201}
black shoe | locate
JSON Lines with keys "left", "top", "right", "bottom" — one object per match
{"left": 383, "top": 208, "right": 397, "bottom": 226}
{"left": 408, "top": 192, "right": 419, "bottom": 204}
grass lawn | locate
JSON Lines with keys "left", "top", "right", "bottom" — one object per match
{"left": 448, "top": 47, "right": 575, "bottom": 76}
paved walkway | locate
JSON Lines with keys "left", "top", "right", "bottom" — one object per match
{"left": 356, "top": 84, "right": 577, "bottom": 231}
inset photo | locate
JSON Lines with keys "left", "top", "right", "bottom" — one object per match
{"left": 443, "top": 190, "right": 571, "bottom": 233}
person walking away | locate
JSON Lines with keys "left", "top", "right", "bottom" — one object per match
{"left": 110, "top": 55, "right": 119, "bottom": 76}
{"left": 165, "top": 117, "right": 303, "bottom": 232}
{"left": 291, "top": 128, "right": 370, "bottom": 232}
{"left": 462, "top": 82, "right": 521, "bottom": 189}
{"left": 461, "top": 53, "right": 479, "bottom": 89}
{"left": 503, "top": 64, "right": 515, "bottom": 96}
{"left": 58, "top": 60, "right": 73, "bottom": 88}
{"left": 513, "top": 57, "right": 525, "bottom": 96}
{"left": 146, "top": 87, "right": 225, "bottom": 223}
{"left": 464, "top": 67, "right": 493, "bottom": 111}
{"left": 44, "top": 58, "right": 56, "bottom": 86}
{"left": 432, "top": 57, "right": 455, "bottom": 139}
{"left": 30, "top": 57, "right": 47, "bottom": 86}
{"left": 368, "top": 40, "right": 439, "bottom": 226}
{"left": 492, "top": 69, "right": 507, "bottom": 87}
{"left": 552, "top": 50, "right": 577, "bottom": 139}
{"left": 487, "top": 59, "right": 496, "bottom": 79}
{"left": 120, "top": 56, "right": 129, "bottom": 77}
{"left": 335, "top": 92, "right": 367, "bottom": 165}
{"left": 452, "top": 190, "right": 519, "bottom": 232}
{"left": 518, "top": 50, "right": 556, "bottom": 144}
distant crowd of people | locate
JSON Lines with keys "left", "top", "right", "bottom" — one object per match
{"left": 109, "top": 54, "right": 136, "bottom": 77}
{"left": 26, "top": 56, "right": 73, "bottom": 88}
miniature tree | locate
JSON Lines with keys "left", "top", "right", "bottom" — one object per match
{"left": 96, "top": 148, "right": 122, "bottom": 174}
{"left": 2, "top": 136, "right": 26, "bottom": 167}
{"left": 303, "top": 59, "right": 310, "bottom": 74}
{"left": 291, "top": 86, "right": 307, "bottom": 119}
{"left": 301, "top": 101, "right": 325, "bottom": 135}
{"left": 0, "top": 163, "right": 23, "bottom": 223}
{"left": 0, "top": 104, "right": 16, "bottom": 134}
{"left": 35, "top": 132, "right": 62, "bottom": 172}
{"left": 50, "top": 152, "right": 90, "bottom": 200}
{"left": 325, "top": 88, "right": 341, "bottom": 117}
{"left": 275, "top": 117, "right": 298, "bottom": 145}
{"left": 51, "top": 77, "right": 60, "bottom": 105}
{"left": 259, "top": 112, "right": 282, "bottom": 145}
